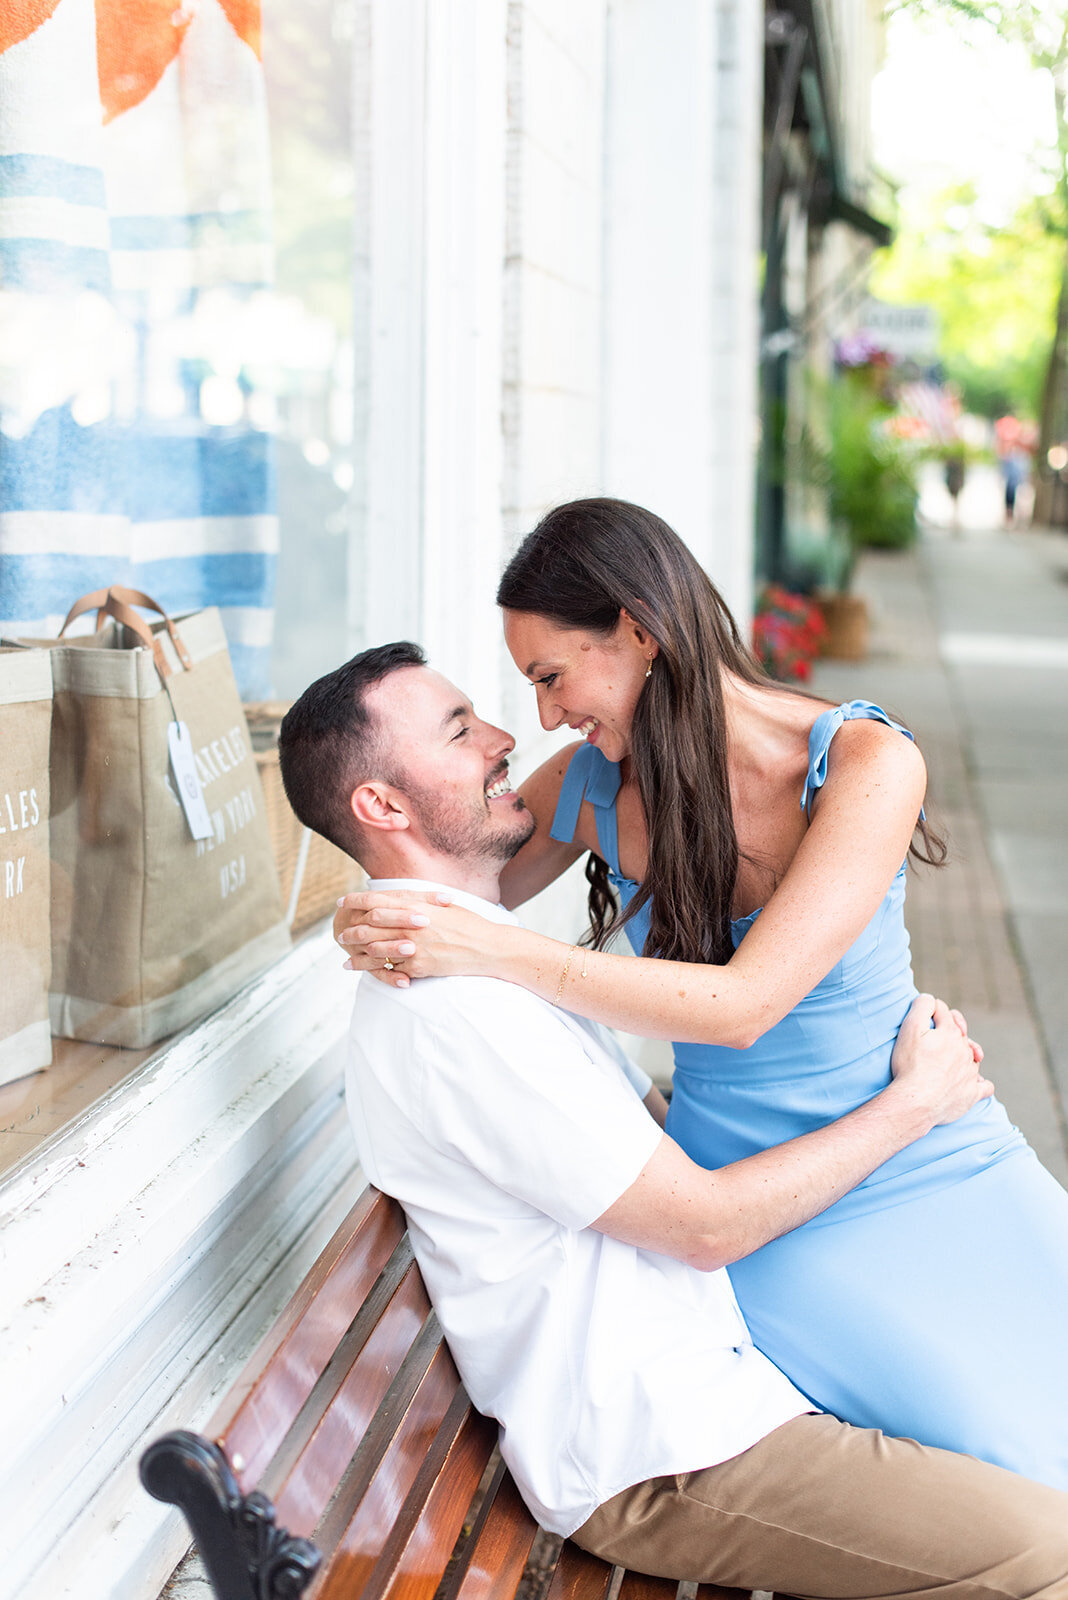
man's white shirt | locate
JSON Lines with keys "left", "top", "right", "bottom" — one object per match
{"left": 345, "top": 880, "right": 811, "bottom": 1537}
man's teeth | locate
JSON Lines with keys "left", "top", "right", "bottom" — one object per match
{"left": 578, "top": 718, "right": 597, "bottom": 738}
{"left": 485, "top": 776, "right": 513, "bottom": 800}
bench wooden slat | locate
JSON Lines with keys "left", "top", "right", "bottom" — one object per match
{"left": 617, "top": 1573, "right": 683, "bottom": 1600}
{"left": 439, "top": 1460, "right": 539, "bottom": 1600}
{"left": 543, "top": 1538, "right": 615, "bottom": 1600}
{"left": 219, "top": 1190, "right": 407, "bottom": 1489}
{"left": 694, "top": 1587, "right": 752, "bottom": 1600}
{"left": 309, "top": 1342, "right": 467, "bottom": 1597}
{"left": 312, "top": 1325, "right": 461, "bottom": 1556}
{"left": 273, "top": 1263, "right": 432, "bottom": 1534}
{"left": 262, "top": 1237, "right": 419, "bottom": 1498}
{"left": 345, "top": 1391, "right": 498, "bottom": 1600}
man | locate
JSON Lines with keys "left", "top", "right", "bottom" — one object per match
{"left": 278, "top": 641, "right": 1068, "bottom": 1599}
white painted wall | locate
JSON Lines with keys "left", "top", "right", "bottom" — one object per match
{"left": 601, "top": 0, "right": 761, "bottom": 627}
{"left": 499, "top": 0, "right": 609, "bottom": 753}
{"left": 819, "top": 0, "right": 882, "bottom": 199}
{"left": 706, "top": 0, "right": 763, "bottom": 626}
{"left": 420, "top": 0, "right": 509, "bottom": 715}
{"left": 502, "top": 0, "right": 607, "bottom": 530}
{"left": 601, "top": 2, "right": 716, "bottom": 568}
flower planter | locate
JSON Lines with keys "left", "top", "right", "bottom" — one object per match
{"left": 817, "top": 591, "right": 869, "bottom": 661}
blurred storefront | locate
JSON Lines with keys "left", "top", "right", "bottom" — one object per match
{"left": 759, "top": 0, "right": 891, "bottom": 583}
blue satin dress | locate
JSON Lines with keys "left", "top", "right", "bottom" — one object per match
{"left": 551, "top": 701, "right": 1068, "bottom": 1488}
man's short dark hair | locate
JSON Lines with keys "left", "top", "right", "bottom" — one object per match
{"left": 278, "top": 641, "right": 426, "bottom": 860}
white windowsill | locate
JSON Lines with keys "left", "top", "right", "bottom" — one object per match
{"left": 0, "top": 924, "right": 362, "bottom": 1600}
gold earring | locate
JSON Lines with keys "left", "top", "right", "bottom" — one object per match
{"left": 645, "top": 658, "right": 653, "bottom": 678}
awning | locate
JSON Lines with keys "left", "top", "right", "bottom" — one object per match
{"left": 766, "top": 4, "right": 893, "bottom": 250}
{"left": 826, "top": 192, "right": 893, "bottom": 248}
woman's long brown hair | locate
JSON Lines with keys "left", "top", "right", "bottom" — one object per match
{"left": 497, "top": 497, "right": 945, "bottom": 966}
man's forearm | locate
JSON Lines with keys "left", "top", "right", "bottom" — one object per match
{"left": 595, "top": 1078, "right": 936, "bottom": 1272}
{"left": 691, "top": 1081, "right": 933, "bottom": 1268}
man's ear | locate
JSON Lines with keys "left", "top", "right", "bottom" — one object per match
{"left": 350, "top": 781, "right": 411, "bottom": 834}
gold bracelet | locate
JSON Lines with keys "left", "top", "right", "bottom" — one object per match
{"left": 553, "top": 943, "right": 589, "bottom": 1006}
{"left": 553, "top": 944, "right": 578, "bottom": 1007}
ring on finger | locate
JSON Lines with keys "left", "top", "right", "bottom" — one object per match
{"left": 383, "top": 958, "right": 395, "bottom": 970}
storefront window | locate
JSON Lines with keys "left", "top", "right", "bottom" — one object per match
{"left": 0, "top": 0, "right": 362, "bottom": 1176}
{"left": 262, "top": 0, "right": 358, "bottom": 698}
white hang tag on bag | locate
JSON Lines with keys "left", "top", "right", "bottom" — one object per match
{"left": 168, "top": 721, "right": 214, "bottom": 841}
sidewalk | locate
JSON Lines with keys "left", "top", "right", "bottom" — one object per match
{"left": 812, "top": 521, "right": 1068, "bottom": 1185}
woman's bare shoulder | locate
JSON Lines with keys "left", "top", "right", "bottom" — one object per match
{"left": 820, "top": 713, "right": 927, "bottom": 795}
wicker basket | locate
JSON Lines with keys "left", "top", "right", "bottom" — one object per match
{"left": 816, "top": 591, "right": 870, "bottom": 662}
{"left": 245, "top": 702, "right": 364, "bottom": 935}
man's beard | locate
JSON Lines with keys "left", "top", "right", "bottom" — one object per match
{"left": 407, "top": 782, "right": 536, "bottom": 866}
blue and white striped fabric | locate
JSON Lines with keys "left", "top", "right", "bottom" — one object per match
{"left": 0, "top": 0, "right": 277, "bottom": 697}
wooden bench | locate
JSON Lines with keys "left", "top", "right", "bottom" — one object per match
{"left": 141, "top": 1186, "right": 746, "bottom": 1600}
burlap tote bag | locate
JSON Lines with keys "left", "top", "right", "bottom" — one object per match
{"left": 15, "top": 587, "right": 290, "bottom": 1047}
{"left": 0, "top": 648, "right": 53, "bottom": 1083}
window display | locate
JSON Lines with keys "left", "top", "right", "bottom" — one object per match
{"left": 0, "top": 0, "right": 358, "bottom": 1167}
{"left": 7, "top": 588, "right": 290, "bottom": 1048}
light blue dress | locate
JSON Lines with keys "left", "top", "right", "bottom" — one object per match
{"left": 551, "top": 701, "right": 1068, "bottom": 1488}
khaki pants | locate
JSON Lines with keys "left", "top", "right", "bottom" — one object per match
{"left": 573, "top": 1414, "right": 1068, "bottom": 1600}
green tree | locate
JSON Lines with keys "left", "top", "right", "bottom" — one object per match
{"left": 870, "top": 187, "right": 1063, "bottom": 418}
{"left": 887, "top": 0, "right": 1068, "bottom": 516}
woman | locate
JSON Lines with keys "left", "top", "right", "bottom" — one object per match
{"left": 337, "top": 497, "right": 1068, "bottom": 1489}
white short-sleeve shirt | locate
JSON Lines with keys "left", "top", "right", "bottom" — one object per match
{"left": 345, "top": 880, "right": 811, "bottom": 1537}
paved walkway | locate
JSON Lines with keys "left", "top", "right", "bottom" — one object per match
{"left": 813, "top": 520, "right": 1068, "bottom": 1184}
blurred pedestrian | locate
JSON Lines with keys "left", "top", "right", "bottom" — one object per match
{"left": 943, "top": 451, "right": 965, "bottom": 526}
{"left": 995, "top": 415, "right": 1031, "bottom": 527}
{"left": 940, "top": 384, "right": 966, "bottom": 531}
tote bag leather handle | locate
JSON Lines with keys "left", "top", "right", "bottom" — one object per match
{"left": 59, "top": 586, "right": 193, "bottom": 680}
{"left": 101, "top": 587, "right": 193, "bottom": 670}
{"left": 60, "top": 587, "right": 117, "bottom": 633}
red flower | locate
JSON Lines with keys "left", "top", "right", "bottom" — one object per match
{"left": 752, "top": 586, "right": 825, "bottom": 683}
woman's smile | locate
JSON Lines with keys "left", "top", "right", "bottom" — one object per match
{"left": 502, "top": 609, "right": 653, "bottom": 762}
